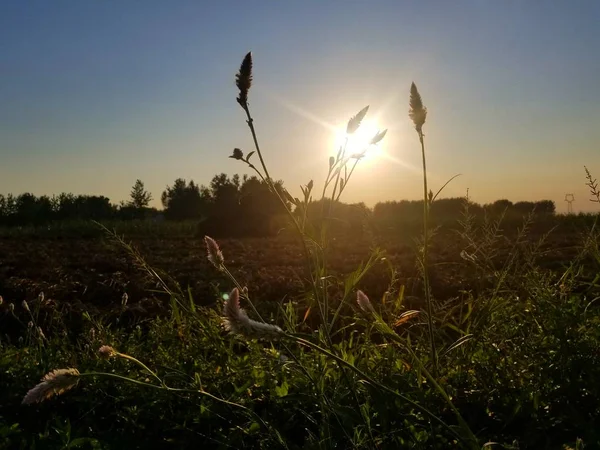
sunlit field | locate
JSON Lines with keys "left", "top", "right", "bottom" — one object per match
{"left": 1, "top": 51, "right": 600, "bottom": 450}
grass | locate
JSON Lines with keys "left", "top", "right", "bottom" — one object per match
{"left": 0, "top": 52, "right": 599, "bottom": 449}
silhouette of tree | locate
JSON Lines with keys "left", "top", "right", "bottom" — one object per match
{"left": 72, "top": 195, "right": 114, "bottom": 220}
{"left": 535, "top": 200, "right": 555, "bottom": 214}
{"left": 54, "top": 193, "right": 77, "bottom": 221}
{"left": 13, "top": 193, "right": 53, "bottom": 225}
{"left": 161, "top": 178, "right": 210, "bottom": 220}
{"left": 200, "top": 173, "right": 290, "bottom": 236}
{"left": 238, "top": 175, "right": 290, "bottom": 235}
{"left": 129, "top": 179, "right": 153, "bottom": 209}
{"left": 491, "top": 199, "right": 513, "bottom": 213}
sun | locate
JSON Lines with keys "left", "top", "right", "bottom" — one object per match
{"left": 332, "top": 119, "right": 386, "bottom": 165}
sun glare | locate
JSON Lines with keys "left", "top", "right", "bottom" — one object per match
{"left": 332, "top": 119, "right": 386, "bottom": 165}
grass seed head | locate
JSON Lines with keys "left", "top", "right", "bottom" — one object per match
{"left": 204, "top": 236, "right": 225, "bottom": 269}
{"left": 223, "top": 288, "right": 283, "bottom": 339}
{"left": 236, "top": 52, "right": 253, "bottom": 108}
{"left": 357, "top": 290, "right": 376, "bottom": 314}
{"left": 584, "top": 166, "right": 599, "bottom": 203}
{"left": 230, "top": 148, "right": 244, "bottom": 160}
{"left": 347, "top": 105, "right": 370, "bottom": 135}
{"left": 98, "top": 345, "right": 117, "bottom": 359}
{"left": 409, "top": 82, "right": 427, "bottom": 134}
{"left": 370, "top": 129, "right": 388, "bottom": 145}
{"left": 22, "top": 368, "right": 80, "bottom": 405}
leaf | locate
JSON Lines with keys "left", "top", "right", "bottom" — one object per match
{"left": 302, "top": 307, "right": 311, "bottom": 323}
{"left": 187, "top": 286, "right": 196, "bottom": 313}
{"left": 248, "top": 422, "right": 261, "bottom": 434}
{"left": 282, "top": 188, "right": 297, "bottom": 205}
{"left": 329, "top": 156, "right": 335, "bottom": 169}
{"left": 431, "top": 173, "right": 462, "bottom": 203}
{"left": 441, "top": 334, "right": 474, "bottom": 357}
{"left": 274, "top": 381, "right": 289, "bottom": 397}
{"left": 394, "top": 310, "right": 419, "bottom": 327}
{"left": 395, "top": 285, "right": 405, "bottom": 311}
{"left": 245, "top": 151, "right": 255, "bottom": 162}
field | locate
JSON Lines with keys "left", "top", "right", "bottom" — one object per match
{"left": 1, "top": 212, "right": 599, "bottom": 449}
{"left": 0, "top": 215, "right": 592, "bottom": 319}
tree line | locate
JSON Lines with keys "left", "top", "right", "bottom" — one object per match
{"left": 0, "top": 175, "right": 290, "bottom": 236}
{"left": 0, "top": 176, "right": 556, "bottom": 236}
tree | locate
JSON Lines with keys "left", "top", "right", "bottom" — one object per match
{"left": 161, "top": 178, "right": 210, "bottom": 220}
{"left": 129, "top": 179, "right": 153, "bottom": 209}
{"left": 203, "top": 174, "right": 291, "bottom": 236}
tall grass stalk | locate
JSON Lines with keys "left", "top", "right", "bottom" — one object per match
{"left": 409, "top": 82, "right": 438, "bottom": 374}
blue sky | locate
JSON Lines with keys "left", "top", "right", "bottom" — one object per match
{"left": 1, "top": 1, "right": 599, "bottom": 212}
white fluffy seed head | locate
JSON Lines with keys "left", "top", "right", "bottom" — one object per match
{"left": 357, "top": 290, "right": 376, "bottom": 314}
{"left": 98, "top": 345, "right": 117, "bottom": 359}
{"left": 205, "top": 236, "right": 225, "bottom": 269}
{"left": 22, "top": 368, "right": 80, "bottom": 405}
{"left": 222, "top": 288, "right": 283, "bottom": 339}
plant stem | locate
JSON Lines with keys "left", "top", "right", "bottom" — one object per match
{"left": 241, "top": 104, "right": 329, "bottom": 340}
{"left": 116, "top": 352, "right": 164, "bottom": 386}
{"left": 82, "top": 371, "right": 287, "bottom": 448}
{"left": 243, "top": 107, "right": 272, "bottom": 182}
{"left": 419, "top": 131, "right": 438, "bottom": 375}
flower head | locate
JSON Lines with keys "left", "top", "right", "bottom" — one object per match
{"left": 22, "top": 300, "right": 30, "bottom": 313}
{"left": 98, "top": 345, "right": 117, "bottom": 359}
{"left": 22, "top": 368, "right": 80, "bottom": 404}
{"left": 356, "top": 290, "right": 376, "bottom": 314}
{"left": 229, "top": 148, "right": 244, "bottom": 160}
{"left": 347, "top": 105, "right": 369, "bottom": 135}
{"left": 409, "top": 82, "right": 427, "bottom": 134}
{"left": 222, "top": 288, "right": 283, "bottom": 339}
{"left": 236, "top": 52, "right": 253, "bottom": 108}
{"left": 204, "top": 236, "right": 225, "bottom": 269}
{"left": 370, "top": 129, "right": 388, "bottom": 145}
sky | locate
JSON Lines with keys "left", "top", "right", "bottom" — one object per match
{"left": 1, "top": 1, "right": 599, "bottom": 213}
